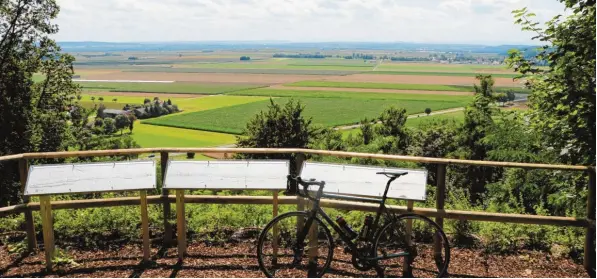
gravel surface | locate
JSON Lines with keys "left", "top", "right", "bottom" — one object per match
{"left": 0, "top": 241, "right": 587, "bottom": 278}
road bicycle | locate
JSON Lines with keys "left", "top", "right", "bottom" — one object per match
{"left": 256, "top": 172, "right": 450, "bottom": 278}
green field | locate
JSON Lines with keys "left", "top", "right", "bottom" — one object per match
{"left": 174, "top": 95, "right": 270, "bottom": 112}
{"left": 406, "top": 110, "right": 465, "bottom": 127}
{"left": 77, "top": 81, "right": 263, "bottom": 94}
{"left": 341, "top": 110, "right": 466, "bottom": 139}
{"left": 132, "top": 122, "right": 236, "bottom": 148}
{"left": 227, "top": 88, "right": 473, "bottom": 102}
{"left": 286, "top": 81, "right": 530, "bottom": 93}
{"left": 143, "top": 97, "right": 469, "bottom": 134}
{"left": 364, "top": 71, "right": 519, "bottom": 78}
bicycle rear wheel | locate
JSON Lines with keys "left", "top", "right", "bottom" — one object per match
{"left": 373, "top": 213, "right": 450, "bottom": 278}
{"left": 257, "top": 211, "right": 334, "bottom": 278}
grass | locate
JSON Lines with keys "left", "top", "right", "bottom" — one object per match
{"left": 143, "top": 97, "right": 469, "bottom": 134}
{"left": 174, "top": 95, "right": 270, "bottom": 112}
{"left": 406, "top": 110, "right": 465, "bottom": 127}
{"left": 131, "top": 122, "right": 236, "bottom": 148}
{"left": 341, "top": 110, "right": 466, "bottom": 139}
{"left": 226, "top": 88, "right": 473, "bottom": 102}
{"left": 364, "top": 71, "right": 519, "bottom": 78}
{"left": 78, "top": 81, "right": 263, "bottom": 95}
{"left": 286, "top": 81, "right": 530, "bottom": 93}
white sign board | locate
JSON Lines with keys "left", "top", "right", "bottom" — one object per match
{"left": 300, "top": 162, "right": 427, "bottom": 201}
{"left": 164, "top": 160, "right": 289, "bottom": 190}
{"left": 24, "top": 161, "right": 157, "bottom": 196}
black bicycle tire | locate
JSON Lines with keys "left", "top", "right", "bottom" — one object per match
{"left": 256, "top": 211, "right": 335, "bottom": 278}
{"left": 372, "top": 213, "right": 451, "bottom": 278}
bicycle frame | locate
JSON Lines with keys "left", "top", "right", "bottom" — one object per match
{"left": 295, "top": 176, "right": 406, "bottom": 261}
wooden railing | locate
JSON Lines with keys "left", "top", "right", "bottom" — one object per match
{"left": 0, "top": 148, "right": 594, "bottom": 276}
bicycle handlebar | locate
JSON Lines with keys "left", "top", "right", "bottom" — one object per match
{"left": 287, "top": 175, "right": 325, "bottom": 202}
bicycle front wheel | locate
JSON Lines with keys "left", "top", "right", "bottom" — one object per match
{"left": 257, "top": 211, "right": 334, "bottom": 278}
{"left": 373, "top": 213, "right": 450, "bottom": 278}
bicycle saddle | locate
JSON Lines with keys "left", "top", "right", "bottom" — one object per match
{"left": 376, "top": 171, "right": 408, "bottom": 178}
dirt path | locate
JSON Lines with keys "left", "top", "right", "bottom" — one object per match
{"left": 0, "top": 242, "right": 586, "bottom": 278}
{"left": 268, "top": 85, "right": 472, "bottom": 96}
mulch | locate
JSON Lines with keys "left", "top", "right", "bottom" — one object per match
{"left": 0, "top": 241, "right": 588, "bottom": 278}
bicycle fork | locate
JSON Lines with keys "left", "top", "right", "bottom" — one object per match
{"left": 292, "top": 210, "right": 319, "bottom": 277}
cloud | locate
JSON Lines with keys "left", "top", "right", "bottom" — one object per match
{"left": 53, "top": 0, "right": 565, "bottom": 44}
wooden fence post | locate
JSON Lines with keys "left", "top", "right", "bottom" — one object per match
{"left": 160, "top": 152, "right": 172, "bottom": 246}
{"left": 176, "top": 189, "right": 186, "bottom": 261}
{"left": 39, "top": 196, "right": 54, "bottom": 270}
{"left": 434, "top": 164, "right": 446, "bottom": 270}
{"left": 18, "top": 159, "right": 36, "bottom": 252}
{"left": 140, "top": 190, "right": 150, "bottom": 262}
{"left": 585, "top": 170, "right": 595, "bottom": 277}
{"left": 403, "top": 200, "right": 414, "bottom": 277}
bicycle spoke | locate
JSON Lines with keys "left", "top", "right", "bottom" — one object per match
{"left": 257, "top": 212, "right": 333, "bottom": 278}
{"left": 374, "top": 215, "right": 450, "bottom": 278}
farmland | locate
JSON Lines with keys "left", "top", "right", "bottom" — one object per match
{"left": 286, "top": 81, "right": 529, "bottom": 93}
{"left": 142, "top": 95, "right": 470, "bottom": 134}
{"left": 341, "top": 110, "right": 466, "bottom": 139}
{"left": 77, "top": 81, "right": 264, "bottom": 94}
{"left": 78, "top": 94, "right": 268, "bottom": 112}
{"left": 131, "top": 123, "right": 236, "bottom": 148}
{"left": 65, "top": 49, "right": 523, "bottom": 148}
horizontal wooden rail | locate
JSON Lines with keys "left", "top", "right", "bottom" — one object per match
{"left": 0, "top": 195, "right": 590, "bottom": 228}
{"left": 0, "top": 148, "right": 592, "bottom": 171}
{"left": 0, "top": 153, "right": 23, "bottom": 162}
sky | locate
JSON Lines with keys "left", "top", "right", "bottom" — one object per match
{"left": 54, "top": 0, "right": 565, "bottom": 45}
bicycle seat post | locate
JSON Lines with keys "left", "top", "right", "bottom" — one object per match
{"left": 381, "top": 176, "right": 398, "bottom": 204}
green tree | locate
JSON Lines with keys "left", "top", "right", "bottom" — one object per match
{"left": 359, "top": 118, "right": 374, "bottom": 145}
{"left": 376, "top": 106, "right": 409, "bottom": 154}
{"left": 0, "top": 0, "right": 83, "bottom": 206}
{"left": 424, "top": 108, "right": 432, "bottom": 115}
{"left": 410, "top": 119, "right": 459, "bottom": 185}
{"left": 452, "top": 75, "right": 497, "bottom": 204}
{"left": 506, "top": 90, "right": 516, "bottom": 102}
{"left": 91, "top": 96, "right": 96, "bottom": 102}
{"left": 114, "top": 114, "right": 131, "bottom": 135}
{"left": 236, "top": 99, "right": 317, "bottom": 159}
{"left": 507, "top": 2, "right": 595, "bottom": 165}
{"left": 495, "top": 93, "right": 508, "bottom": 106}
{"left": 103, "top": 118, "right": 116, "bottom": 134}
{"left": 97, "top": 103, "right": 106, "bottom": 118}
{"left": 98, "top": 96, "right": 104, "bottom": 102}
{"left": 127, "top": 114, "right": 135, "bottom": 133}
